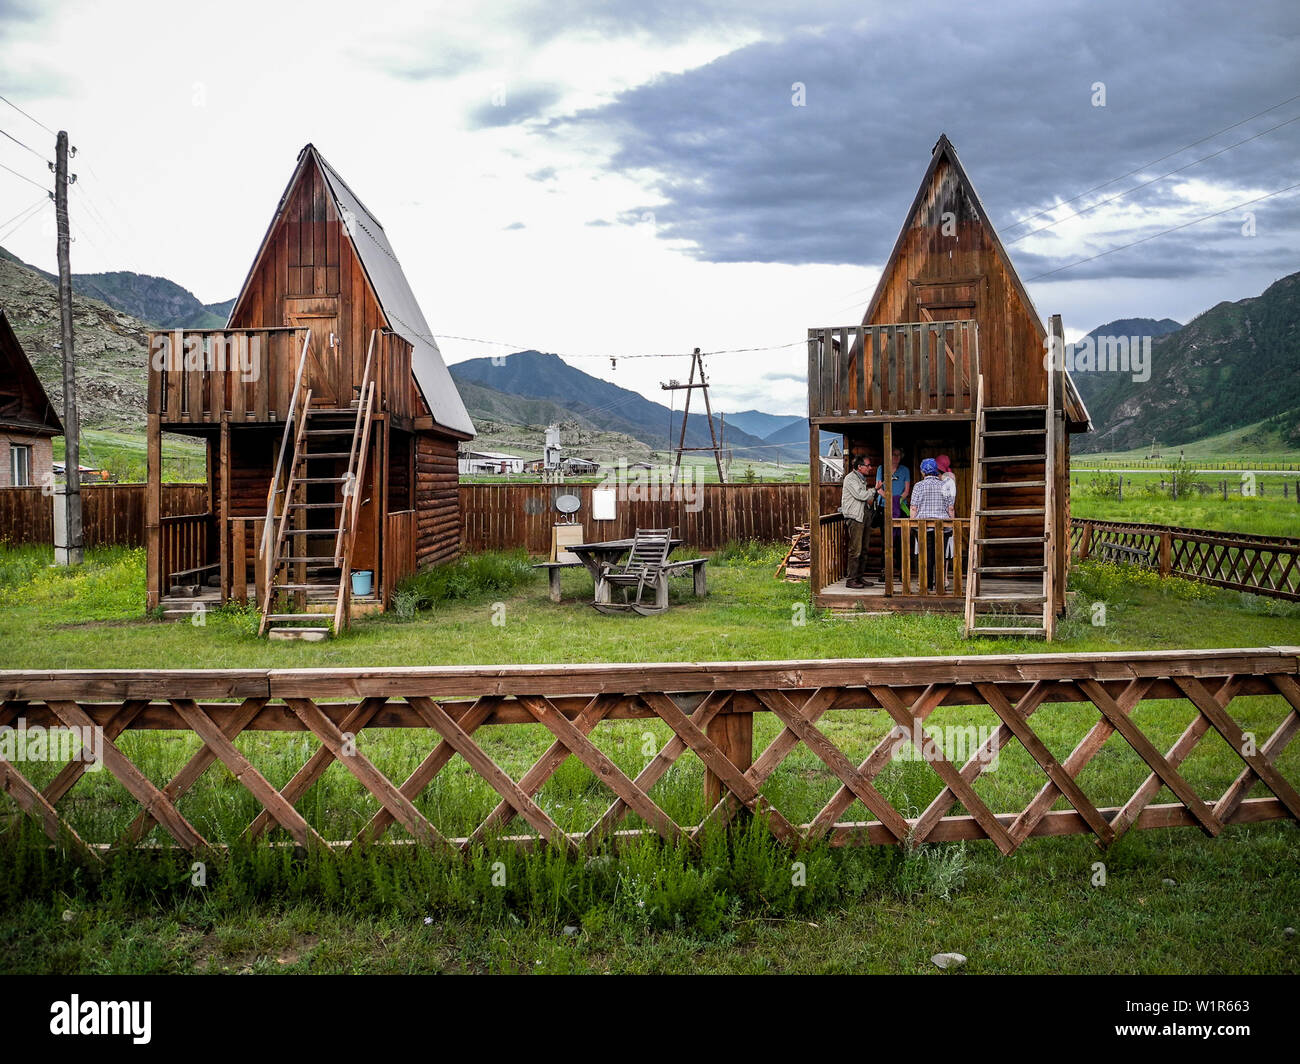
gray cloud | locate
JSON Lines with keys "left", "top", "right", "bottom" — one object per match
{"left": 543, "top": 0, "right": 1300, "bottom": 283}
{"left": 503, "top": 221, "right": 527, "bottom": 230}
{"left": 467, "top": 84, "right": 562, "bottom": 128}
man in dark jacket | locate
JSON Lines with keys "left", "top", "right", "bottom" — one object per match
{"left": 840, "top": 454, "right": 879, "bottom": 589}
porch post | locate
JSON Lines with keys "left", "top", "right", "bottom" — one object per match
{"left": 809, "top": 421, "right": 821, "bottom": 594}
{"left": 145, "top": 412, "right": 161, "bottom": 611}
{"left": 883, "top": 420, "right": 893, "bottom": 596}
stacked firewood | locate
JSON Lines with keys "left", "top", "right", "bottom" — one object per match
{"left": 776, "top": 524, "right": 811, "bottom": 581}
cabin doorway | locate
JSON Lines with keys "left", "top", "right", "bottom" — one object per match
{"left": 284, "top": 297, "right": 342, "bottom": 407}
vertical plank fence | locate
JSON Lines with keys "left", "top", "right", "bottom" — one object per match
{"left": 0, "top": 484, "right": 208, "bottom": 547}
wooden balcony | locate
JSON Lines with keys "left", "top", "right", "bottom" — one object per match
{"left": 148, "top": 327, "right": 420, "bottom": 425}
{"left": 148, "top": 328, "right": 307, "bottom": 424}
{"left": 807, "top": 319, "right": 979, "bottom": 420}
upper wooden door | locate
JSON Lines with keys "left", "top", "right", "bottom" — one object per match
{"left": 284, "top": 297, "right": 342, "bottom": 407}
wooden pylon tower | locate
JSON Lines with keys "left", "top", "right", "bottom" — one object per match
{"left": 661, "top": 348, "right": 726, "bottom": 485}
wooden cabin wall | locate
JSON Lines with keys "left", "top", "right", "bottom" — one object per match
{"left": 415, "top": 431, "right": 460, "bottom": 567}
{"left": 228, "top": 161, "right": 388, "bottom": 403}
{"left": 864, "top": 154, "right": 1046, "bottom": 410}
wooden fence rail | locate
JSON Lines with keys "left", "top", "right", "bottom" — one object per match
{"left": 460, "top": 482, "right": 836, "bottom": 554}
{"left": 0, "top": 484, "right": 208, "bottom": 547}
{"left": 2, "top": 647, "right": 1297, "bottom": 862}
{"left": 1071, "top": 519, "right": 1300, "bottom": 601}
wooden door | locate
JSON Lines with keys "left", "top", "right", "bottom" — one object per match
{"left": 284, "top": 297, "right": 342, "bottom": 407}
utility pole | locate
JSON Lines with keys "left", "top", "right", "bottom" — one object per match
{"left": 660, "top": 348, "right": 726, "bottom": 485}
{"left": 54, "top": 129, "right": 82, "bottom": 565}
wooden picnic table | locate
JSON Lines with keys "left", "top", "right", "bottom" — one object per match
{"left": 534, "top": 537, "right": 708, "bottom": 606}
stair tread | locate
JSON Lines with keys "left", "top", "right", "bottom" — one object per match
{"left": 975, "top": 536, "right": 1043, "bottom": 544}
{"left": 297, "top": 451, "right": 352, "bottom": 459}
{"left": 283, "top": 527, "right": 341, "bottom": 534}
{"left": 265, "top": 613, "right": 336, "bottom": 622}
{"left": 287, "top": 501, "right": 344, "bottom": 508}
{"left": 298, "top": 477, "right": 349, "bottom": 484}
{"left": 980, "top": 454, "right": 1046, "bottom": 462}
{"left": 976, "top": 507, "right": 1045, "bottom": 515}
{"left": 974, "top": 565, "right": 1047, "bottom": 573}
{"left": 983, "top": 428, "right": 1046, "bottom": 436}
{"left": 986, "top": 404, "right": 1048, "bottom": 411}
{"left": 969, "top": 627, "right": 1046, "bottom": 636}
{"left": 980, "top": 480, "right": 1046, "bottom": 488}
{"left": 974, "top": 594, "right": 1047, "bottom": 602}
{"left": 281, "top": 555, "right": 339, "bottom": 563}
{"left": 273, "top": 583, "right": 342, "bottom": 591}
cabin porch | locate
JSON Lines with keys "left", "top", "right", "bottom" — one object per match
{"left": 811, "top": 412, "right": 984, "bottom": 613}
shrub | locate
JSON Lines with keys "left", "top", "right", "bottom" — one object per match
{"left": 396, "top": 550, "right": 536, "bottom": 609}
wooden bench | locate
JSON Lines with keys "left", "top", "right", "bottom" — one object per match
{"left": 662, "top": 557, "right": 708, "bottom": 597}
{"left": 533, "top": 560, "right": 583, "bottom": 603}
{"left": 168, "top": 562, "right": 220, "bottom": 595}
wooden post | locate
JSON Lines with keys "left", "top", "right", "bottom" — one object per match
{"left": 704, "top": 711, "right": 753, "bottom": 810}
{"left": 145, "top": 413, "right": 161, "bottom": 609}
{"left": 219, "top": 418, "right": 230, "bottom": 603}
{"left": 883, "top": 420, "right": 894, "bottom": 596}
{"left": 1159, "top": 532, "right": 1172, "bottom": 578}
{"left": 1079, "top": 521, "right": 1093, "bottom": 560}
{"left": 808, "top": 421, "right": 820, "bottom": 594}
{"left": 54, "top": 130, "right": 83, "bottom": 566}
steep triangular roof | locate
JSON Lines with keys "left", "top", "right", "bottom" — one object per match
{"left": 860, "top": 134, "right": 1089, "bottom": 429}
{"left": 228, "top": 145, "right": 475, "bottom": 438}
{"left": 0, "top": 309, "right": 62, "bottom": 436}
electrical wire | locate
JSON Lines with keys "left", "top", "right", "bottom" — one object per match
{"left": 1025, "top": 181, "right": 1300, "bottom": 281}
{"left": 0, "top": 158, "right": 48, "bottom": 192}
{"left": 1006, "top": 112, "right": 1300, "bottom": 245}
{"left": 0, "top": 92, "right": 56, "bottom": 137}
{"left": 1004, "top": 90, "right": 1300, "bottom": 230}
{"left": 0, "top": 125, "right": 49, "bottom": 163}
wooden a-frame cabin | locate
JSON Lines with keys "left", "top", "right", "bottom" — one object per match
{"left": 806, "top": 134, "right": 1091, "bottom": 638}
{"left": 145, "top": 144, "right": 475, "bottom": 637}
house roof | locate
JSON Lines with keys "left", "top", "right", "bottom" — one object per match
{"left": 462, "top": 450, "right": 522, "bottom": 460}
{"left": 861, "top": 134, "right": 1090, "bottom": 431}
{"left": 0, "top": 309, "right": 62, "bottom": 437}
{"left": 228, "top": 144, "right": 475, "bottom": 439}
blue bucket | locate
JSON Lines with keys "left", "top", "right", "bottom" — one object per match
{"left": 351, "top": 570, "right": 373, "bottom": 596}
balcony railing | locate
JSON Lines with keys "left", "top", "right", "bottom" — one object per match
{"left": 148, "top": 328, "right": 307, "bottom": 423}
{"left": 807, "top": 319, "right": 979, "bottom": 418}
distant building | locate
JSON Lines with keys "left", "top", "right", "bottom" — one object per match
{"left": 560, "top": 456, "right": 600, "bottom": 475}
{"left": 0, "top": 309, "right": 62, "bottom": 488}
{"left": 458, "top": 450, "right": 525, "bottom": 475}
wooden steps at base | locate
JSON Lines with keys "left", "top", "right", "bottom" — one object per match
{"left": 268, "top": 626, "right": 331, "bottom": 642}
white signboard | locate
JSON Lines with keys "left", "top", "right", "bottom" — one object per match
{"left": 591, "top": 488, "right": 617, "bottom": 521}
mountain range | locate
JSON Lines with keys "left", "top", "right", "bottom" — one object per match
{"left": 0, "top": 248, "right": 234, "bottom": 329}
{"left": 1070, "top": 271, "right": 1300, "bottom": 452}
{"left": 449, "top": 351, "right": 807, "bottom": 463}
{"left": 2, "top": 241, "right": 1296, "bottom": 459}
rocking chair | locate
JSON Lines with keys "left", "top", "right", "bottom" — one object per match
{"left": 592, "top": 528, "right": 673, "bottom": 615}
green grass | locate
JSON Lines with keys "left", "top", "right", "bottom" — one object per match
{"left": 1070, "top": 470, "right": 1300, "bottom": 537}
{"left": 53, "top": 428, "right": 206, "bottom": 483}
{"left": 1, "top": 543, "right": 1298, "bottom": 973}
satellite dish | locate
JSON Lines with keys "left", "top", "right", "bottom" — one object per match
{"left": 555, "top": 494, "right": 581, "bottom": 515}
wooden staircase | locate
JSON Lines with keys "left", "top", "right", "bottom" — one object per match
{"left": 258, "top": 332, "right": 377, "bottom": 639}
{"left": 964, "top": 374, "right": 1056, "bottom": 639}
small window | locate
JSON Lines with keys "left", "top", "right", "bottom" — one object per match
{"left": 10, "top": 444, "right": 33, "bottom": 487}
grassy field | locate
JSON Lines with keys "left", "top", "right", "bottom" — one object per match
{"left": 0, "top": 543, "right": 1298, "bottom": 974}
{"left": 54, "top": 428, "right": 207, "bottom": 483}
{"left": 1071, "top": 470, "right": 1299, "bottom": 538}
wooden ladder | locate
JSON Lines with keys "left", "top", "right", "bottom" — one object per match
{"left": 258, "top": 331, "right": 377, "bottom": 638}
{"left": 963, "top": 373, "right": 1054, "bottom": 638}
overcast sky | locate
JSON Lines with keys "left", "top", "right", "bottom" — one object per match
{"left": 1, "top": 0, "right": 1297, "bottom": 417}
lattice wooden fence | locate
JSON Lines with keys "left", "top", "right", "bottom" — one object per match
{"left": 1072, "top": 519, "right": 1300, "bottom": 601}
{"left": 1, "top": 648, "right": 1298, "bottom": 862}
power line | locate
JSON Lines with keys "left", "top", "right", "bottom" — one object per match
{"left": 1025, "top": 182, "right": 1300, "bottom": 281}
{"left": 0, "top": 92, "right": 56, "bottom": 137}
{"left": 0, "top": 125, "right": 49, "bottom": 163}
{"left": 1004, "top": 90, "right": 1300, "bottom": 230}
{"left": 0, "top": 157, "right": 49, "bottom": 192}
{"left": 0, "top": 198, "right": 47, "bottom": 244}
{"left": 1006, "top": 111, "right": 1300, "bottom": 245}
